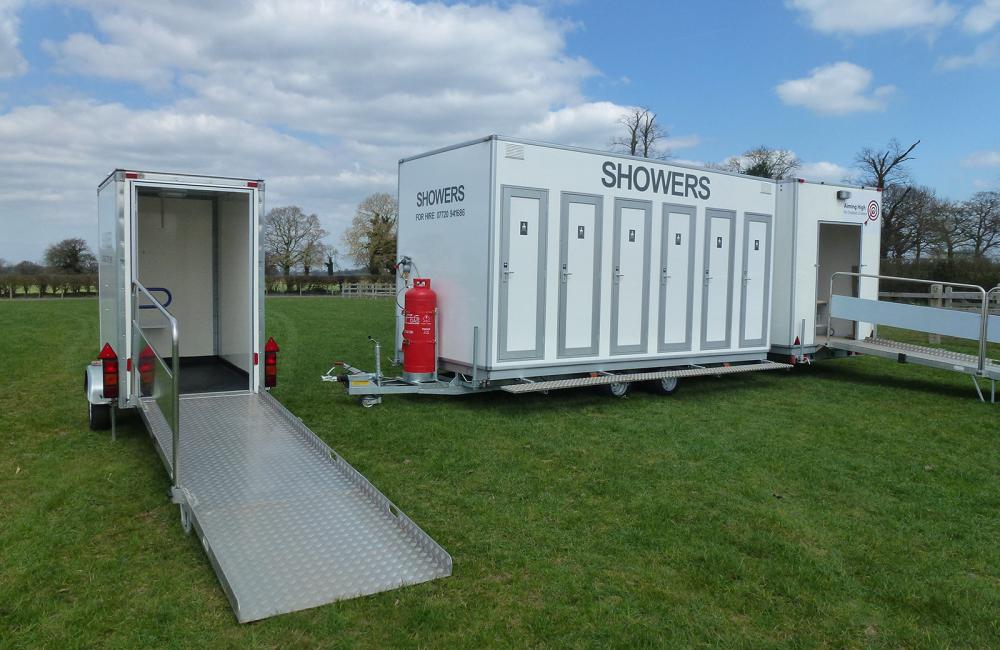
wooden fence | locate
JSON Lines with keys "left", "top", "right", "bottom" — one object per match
{"left": 340, "top": 282, "right": 395, "bottom": 297}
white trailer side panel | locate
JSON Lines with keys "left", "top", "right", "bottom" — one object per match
{"left": 771, "top": 180, "right": 881, "bottom": 351}
{"left": 396, "top": 140, "right": 493, "bottom": 367}
{"left": 489, "top": 138, "right": 777, "bottom": 371}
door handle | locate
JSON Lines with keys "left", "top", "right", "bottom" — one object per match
{"left": 502, "top": 261, "right": 514, "bottom": 282}
{"left": 614, "top": 266, "right": 624, "bottom": 283}
{"left": 561, "top": 264, "right": 572, "bottom": 283}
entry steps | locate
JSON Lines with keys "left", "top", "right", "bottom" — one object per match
{"left": 500, "top": 360, "right": 792, "bottom": 394}
{"left": 140, "top": 392, "right": 451, "bottom": 622}
{"left": 826, "top": 336, "right": 1000, "bottom": 379}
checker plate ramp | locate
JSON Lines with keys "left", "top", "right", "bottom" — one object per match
{"left": 140, "top": 392, "right": 451, "bottom": 623}
{"left": 500, "top": 361, "right": 792, "bottom": 394}
{"left": 826, "top": 336, "right": 1000, "bottom": 379}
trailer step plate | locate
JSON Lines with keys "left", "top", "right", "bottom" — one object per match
{"left": 141, "top": 392, "right": 451, "bottom": 623}
{"left": 500, "top": 361, "right": 792, "bottom": 394}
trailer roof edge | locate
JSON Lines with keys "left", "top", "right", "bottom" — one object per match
{"left": 776, "top": 177, "right": 880, "bottom": 192}
{"left": 398, "top": 135, "right": 497, "bottom": 164}
{"left": 98, "top": 169, "right": 265, "bottom": 189}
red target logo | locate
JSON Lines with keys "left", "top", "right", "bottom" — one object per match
{"left": 867, "top": 200, "right": 880, "bottom": 222}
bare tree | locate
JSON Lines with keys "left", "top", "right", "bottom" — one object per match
{"left": 264, "top": 206, "right": 329, "bottom": 283}
{"left": 724, "top": 146, "right": 800, "bottom": 179}
{"left": 930, "top": 199, "right": 968, "bottom": 261}
{"left": 854, "top": 139, "right": 921, "bottom": 259}
{"left": 880, "top": 184, "right": 921, "bottom": 259}
{"left": 898, "top": 187, "right": 940, "bottom": 262}
{"left": 344, "top": 193, "right": 398, "bottom": 275}
{"left": 44, "top": 238, "right": 97, "bottom": 274}
{"left": 854, "top": 138, "right": 920, "bottom": 189}
{"left": 609, "top": 107, "right": 669, "bottom": 159}
{"left": 324, "top": 247, "right": 340, "bottom": 275}
{"left": 959, "top": 191, "right": 1000, "bottom": 258}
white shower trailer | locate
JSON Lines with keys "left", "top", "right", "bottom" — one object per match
{"left": 395, "top": 136, "right": 784, "bottom": 386}
{"left": 770, "top": 179, "right": 883, "bottom": 359}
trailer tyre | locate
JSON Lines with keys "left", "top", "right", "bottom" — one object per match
{"left": 651, "top": 376, "right": 680, "bottom": 396}
{"left": 88, "top": 401, "right": 111, "bottom": 431}
{"left": 604, "top": 381, "right": 630, "bottom": 398}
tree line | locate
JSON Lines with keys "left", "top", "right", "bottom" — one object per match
{"left": 0, "top": 238, "right": 99, "bottom": 297}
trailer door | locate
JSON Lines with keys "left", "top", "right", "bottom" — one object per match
{"left": 557, "top": 193, "right": 602, "bottom": 357}
{"left": 658, "top": 204, "right": 695, "bottom": 352}
{"left": 498, "top": 186, "right": 547, "bottom": 360}
{"left": 701, "top": 209, "right": 735, "bottom": 350}
{"left": 740, "top": 214, "right": 771, "bottom": 347}
{"left": 610, "top": 199, "right": 651, "bottom": 355}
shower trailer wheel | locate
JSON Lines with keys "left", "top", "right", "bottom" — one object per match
{"left": 604, "top": 380, "right": 630, "bottom": 398}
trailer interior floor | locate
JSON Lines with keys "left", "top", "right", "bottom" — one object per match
{"left": 176, "top": 356, "right": 250, "bottom": 394}
{"left": 139, "top": 392, "right": 451, "bottom": 622}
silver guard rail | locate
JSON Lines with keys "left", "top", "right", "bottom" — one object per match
{"left": 132, "top": 280, "right": 181, "bottom": 489}
{"left": 828, "top": 272, "right": 993, "bottom": 375}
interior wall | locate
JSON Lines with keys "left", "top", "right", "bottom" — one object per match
{"left": 817, "top": 224, "right": 861, "bottom": 337}
{"left": 137, "top": 196, "right": 214, "bottom": 357}
{"left": 217, "top": 195, "right": 251, "bottom": 372}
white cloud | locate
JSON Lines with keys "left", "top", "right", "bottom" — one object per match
{"left": 776, "top": 62, "right": 895, "bottom": 115}
{"left": 963, "top": 150, "right": 1000, "bottom": 166}
{"left": 797, "top": 161, "right": 851, "bottom": 183}
{"left": 0, "top": 0, "right": 26, "bottom": 78}
{"left": 44, "top": 1, "right": 599, "bottom": 146}
{"left": 787, "top": 0, "right": 956, "bottom": 34}
{"left": 964, "top": 0, "right": 1000, "bottom": 33}
{"left": 0, "top": 0, "right": 639, "bottom": 260}
{"left": 936, "top": 36, "right": 1000, "bottom": 69}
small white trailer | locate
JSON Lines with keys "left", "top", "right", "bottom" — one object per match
{"left": 85, "top": 170, "right": 450, "bottom": 622}
{"left": 328, "top": 136, "right": 793, "bottom": 401}
{"left": 771, "top": 178, "right": 883, "bottom": 360}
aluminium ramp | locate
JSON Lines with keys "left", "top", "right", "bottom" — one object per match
{"left": 140, "top": 392, "right": 451, "bottom": 623}
{"left": 826, "top": 336, "right": 1000, "bottom": 380}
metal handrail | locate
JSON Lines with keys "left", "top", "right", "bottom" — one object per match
{"left": 828, "top": 272, "right": 989, "bottom": 374}
{"left": 133, "top": 280, "right": 181, "bottom": 488}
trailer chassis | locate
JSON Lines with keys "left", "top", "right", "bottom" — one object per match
{"left": 322, "top": 337, "right": 791, "bottom": 405}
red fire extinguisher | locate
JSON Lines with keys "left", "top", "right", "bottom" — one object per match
{"left": 402, "top": 278, "right": 436, "bottom": 381}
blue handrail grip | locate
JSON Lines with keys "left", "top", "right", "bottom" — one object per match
{"left": 139, "top": 286, "right": 172, "bottom": 309}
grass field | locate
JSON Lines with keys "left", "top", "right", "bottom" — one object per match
{"left": 1, "top": 297, "right": 998, "bottom": 648}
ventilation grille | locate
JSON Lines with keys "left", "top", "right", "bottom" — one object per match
{"left": 504, "top": 143, "right": 525, "bottom": 160}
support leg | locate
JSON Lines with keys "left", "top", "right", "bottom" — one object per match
{"left": 111, "top": 404, "right": 117, "bottom": 441}
{"left": 971, "top": 375, "right": 985, "bottom": 403}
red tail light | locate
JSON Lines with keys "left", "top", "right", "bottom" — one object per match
{"left": 138, "top": 344, "right": 155, "bottom": 396}
{"left": 264, "top": 337, "right": 279, "bottom": 388}
{"left": 99, "top": 343, "right": 119, "bottom": 400}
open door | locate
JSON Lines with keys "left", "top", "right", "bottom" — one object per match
{"left": 134, "top": 186, "right": 254, "bottom": 393}
{"left": 816, "top": 222, "right": 862, "bottom": 338}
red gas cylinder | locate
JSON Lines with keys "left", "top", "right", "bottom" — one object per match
{"left": 402, "top": 278, "right": 437, "bottom": 380}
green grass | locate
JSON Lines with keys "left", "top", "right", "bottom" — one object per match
{"left": 1, "top": 298, "right": 998, "bottom": 648}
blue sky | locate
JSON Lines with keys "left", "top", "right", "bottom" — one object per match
{"left": 0, "top": 0, "right": 998, "bottom": 263}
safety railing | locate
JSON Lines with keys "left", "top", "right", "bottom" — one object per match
{"left": 132, "top": 280, "right": 180, "bottom": 488}
{"left": 828, "top": 272, "right": 995, "bottom": 374}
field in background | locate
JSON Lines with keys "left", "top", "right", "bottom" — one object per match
{"left": 1, "top": 298, "right": 998, "bottom": 648}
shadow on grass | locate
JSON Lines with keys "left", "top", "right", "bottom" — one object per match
{"left": 797, "top": 357, "right": 988, "bottom": 402}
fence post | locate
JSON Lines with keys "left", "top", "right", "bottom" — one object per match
{"left": 944, "top": 285, "right": 953, "bottom": 311}
{"left": 928, "top": 284, "right": 942, "bottom": 344}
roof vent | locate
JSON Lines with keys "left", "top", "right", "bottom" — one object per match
{"left": 504, "top": 143, "right": 525, "bottom": 160}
